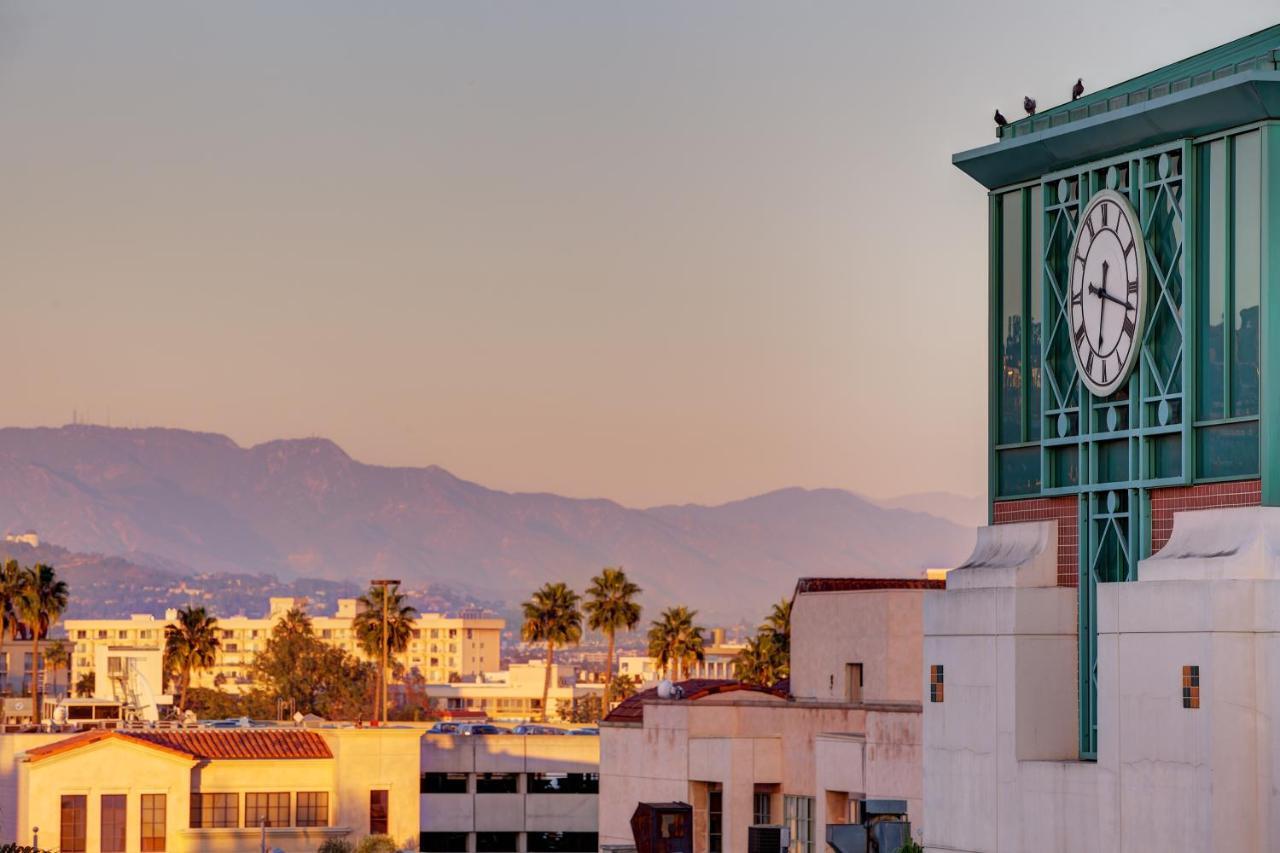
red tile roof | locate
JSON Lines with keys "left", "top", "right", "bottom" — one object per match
{"left": 793, "top": 577, "right": 945, "bottom": 595}
{"left": 604, "top": 679, "right": 788, "bottom": 724}
{"left": 24, "top": 729, "right": 333, "bottom": 762}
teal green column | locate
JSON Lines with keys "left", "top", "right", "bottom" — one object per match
{"left": 1261, "top": 124, "right": 1280, "bottom": 505}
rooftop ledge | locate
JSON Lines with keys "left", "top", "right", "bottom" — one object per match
{"left": 952, "top": 70, "right": 1280, "bottom": 190}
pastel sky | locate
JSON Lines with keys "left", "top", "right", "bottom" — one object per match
{"left": 2, "top": 2, "right": 1276, "bottom": 507}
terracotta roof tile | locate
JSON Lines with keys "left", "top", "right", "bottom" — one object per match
{"left": 604, "top": 679, "right": 787, "bottom": 725}
{"left": 24, "top": 729, "right": 333, "bottom": 762}
{"left": 793, "top": 577, "right": 945, "bottom": 595}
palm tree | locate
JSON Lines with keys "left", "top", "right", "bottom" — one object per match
{"left": 354, "top": 583, "right": 418, "bottom": 721}
{"left": 0, "top": 560, "right": 23, "bottom": 695}
{"left": 764, "top": 598, "right": 791, "bottom": 647}
{"left": 165, "top": 606, "right": 221, "bottom": 711}
{"left": 733, "top": 631, "right": 786, "bottom": 686}
{"left": 647, "top": 606, "right": 705, "bottom": 681}
{"left": 42, "top": 638, "right": 71, "bottom": 699}
{"left": 583, "top": 567, "right": 642, "bottom": 710}
{"left": 74, "top": 671, "right": 95, "bottom": 698}
{"left": 14, "top": 564, "right": 69, "bottom": 724}
{"left": 276, "top": 606, "right": 314, "bottom": 637}
{"left": 521, "top": 582, "right": 582, "bottom": 722}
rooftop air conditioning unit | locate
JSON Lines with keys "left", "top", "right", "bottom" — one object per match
{"left": 748, "top": 824, "right": 790, "bottom": 853}
{"left": 825, "top": 823, "right": 868, "bottom": 853}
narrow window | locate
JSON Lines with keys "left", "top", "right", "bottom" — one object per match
{"left": 60, "top": 794, "right": 87, "bottom": 853}
{"left": 753, "top": 790, "right": 771, "bottom": 824}
{"left": 475, "top": 831, "right": 520, "bottom": 852}
{"left": 930, "top": 665, "right": 945, "bottom": 703}
{"left": 845, "top": 663, "right": 863, "bottom": 702}
{"left": 190, "top": 793, "right": 238, "bottom": 829}
{"left": 296, "top": 792, "right": 329, "bottom": 827}
{"left": 475, "top": 773, "right": 518, "bottom": 794}
{"left": 782, "top": 796, "right": 814, "bottom": 853}
{"left": 141, "top": 793, "right": 166, "bottom": 851}
{"left": 708, "top": 784, "right": 723, "bottom": 853}
{"left": 1183, "top": 665, "right": 1200, "bottom": 709}
{"left": 370, "top": 789, "right": 389, "bottom": 835}
{"left": 101, "top": 794, "right": 127, "bottom": 852}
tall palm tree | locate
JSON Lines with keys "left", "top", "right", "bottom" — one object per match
{"left": 165, "top": 606, "right": 221, "bottom": 711}
{"left": 42, "top": 638, "right": 71, "bottom": 699}
{"left": 15, "top": 564, "right": 69, "bottom": 724}
{"left": 521, "top": 582, "right": 582, "bottom": 722}
{"left": 647, "top": 606, "right": 705, "bottom": 681}
{"left": 0, "top": 560, "right": 24, "bottom": 695}
{"left": 354, "top": 583, "right": 418, "bottom": 721}
{"left": 276, "top": 606, "right": 314, "bottom": 637}
{"left": 583, "top": 567, "right": 642, "bottom": 710}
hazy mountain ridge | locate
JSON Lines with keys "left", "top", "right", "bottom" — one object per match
{"left": 0, "top": 425, "right": 975, "bottom": 619}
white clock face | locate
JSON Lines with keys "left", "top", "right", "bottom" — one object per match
{"left": 1068, "top": 189, "right": 1147, "bottom": 397}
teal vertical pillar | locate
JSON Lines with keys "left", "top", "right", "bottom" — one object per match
{"left": 1261, "top": 125, "right": 1280, "bottom": 505}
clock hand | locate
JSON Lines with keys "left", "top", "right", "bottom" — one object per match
{"left": 1095, "top": 260, "right": 1108, "bottom": 349}
{"left": 1088, "top": 284, "right": 1133, "bottom": 310}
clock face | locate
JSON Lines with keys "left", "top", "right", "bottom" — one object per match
{"left": 1068, "top": 189, "right": 1147, "bottom": 398}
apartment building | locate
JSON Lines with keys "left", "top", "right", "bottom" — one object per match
{"left": 616, "top": 629, "right": 747, "bottom": 687}
{"left": 64, "top": 597, "right": 504, "bottom": 695}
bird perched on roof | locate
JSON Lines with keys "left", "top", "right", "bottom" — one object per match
{"left": 1024, "top": 96, "right": 1037, "bottom": 115}
{"left": 1072, "top": 78, "right": 1085, "bottom": 100}
{"left": 994, "top": 109, "right": 1008, "bottom": 127}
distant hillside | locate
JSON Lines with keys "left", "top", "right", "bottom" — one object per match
{"left": 879, "top": 491, "right": 987, "bottom": 528}
{"left": 0, "top": 425, "right": 975, "bottom": 620}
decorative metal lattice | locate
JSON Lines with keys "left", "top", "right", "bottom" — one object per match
{"left": 1039, "top": 141, "right": 1190, "bottom": 758}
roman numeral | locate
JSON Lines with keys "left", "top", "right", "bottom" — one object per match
{"left": 1085, "top": 218, "right": 1095, "bottom": 238}
{"left": 1101, "top": 203, "right": 1109, "bottom": 227}
{"left": 1122, "top": 315, "right": 1136, "bottom": 338}
{"left": 1101, "top": 359, "right": 1108, "bottom": 383}
{"left": 1085, "top": 352, "right": 1094, "bottom": 375}
{"left": 1127, "top": 278, "right": 1138, "bottom": 295}
{"left": 1071, "top": 290, "right": 1084, "bottom": 306}
{"left": 1075, "top": 325, "right": 1087, "bottom": 347}
{"left": 1124, "top": 242, "right": 1136, "bottom": 257}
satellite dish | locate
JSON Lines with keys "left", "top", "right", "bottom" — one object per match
{"left": 293, "top": 711, "right": 304, "bottom": 724}
{"left": 52, "top": 704, "right": 68, "bottom": 725}
{"left": 12, "top": 700, "right": 26, "bottom": 712}
{"left": 656, "top": 679, "right": 675, "bottom": 699}
{"left": 132, "top": 667, "right": 161, "bottom": 723}
{"left": 183, "top": 709, "right": 198, "bottom": 726}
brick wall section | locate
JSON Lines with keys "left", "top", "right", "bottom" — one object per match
{"left": 1149, "top": 479, "right": 1261, "bottom": 553}
{"left": 993, "top": 497, "right": 1080, "bottom": 587}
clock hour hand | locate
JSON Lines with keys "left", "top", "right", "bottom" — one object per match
{"left": 1088, "top": 283, "right": 1133, "bottom": 310}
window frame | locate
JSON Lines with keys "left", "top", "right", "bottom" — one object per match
{"left": 370, "top": 789, "right": 389, "bottom": 835}
{"left": 101, "top": 793, "right": 127, "bottom": 853}
{"left": 141, "top": 793, "right": 167, "bottom": 852}
{"left": 245, "top": 791, "right": 290, "bottom": 828}
{"left": 190, "top": 792, "right": 239, "bottom": 829}
{"left": 296, "top": 792, "right": 329, "bottom": 828}
{"left": 60, "top": 794, "right": 88, "bottom": 853}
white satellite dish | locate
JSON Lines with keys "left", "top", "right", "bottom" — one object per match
{"left": 12, "top": 700, "right": 26, "bottom": 712}
{"left": 132, "top": 667, "right": 161, "bottom": 723}
{"left": 656, "top": 679, "right": 675, "bottom": 699}
{"left": 52, "top": 704, "right": 68, "bottom": 725}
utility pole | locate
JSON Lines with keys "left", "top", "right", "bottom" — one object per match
{"left": 370, "top": 579, "right": 400, "bottom": 725}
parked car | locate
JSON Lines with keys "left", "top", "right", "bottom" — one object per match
{"left": 511, "top": 724, "right": 564, "bottom": 735}
{"left": 457, "top": 723, "right": 510, "bottom": 735}
{"left": 568, "top": 727, "right": 599, "bottom": 736}
{"left": 426, "top": 722, "right": 459, "bottom": 734}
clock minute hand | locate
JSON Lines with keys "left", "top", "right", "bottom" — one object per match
{"left": 1088, "top": 283, "right": 1133, "bottom": 310}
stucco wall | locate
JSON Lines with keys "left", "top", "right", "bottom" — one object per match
{"left": 791, "top": 588, "right": 924, "bottom": 704}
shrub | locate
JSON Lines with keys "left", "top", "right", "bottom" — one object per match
{"left": 317, "top": 839, "right": 355, "bottom": 853}
{"left": 355, "top": 836, "right": 399, "bottom": 853}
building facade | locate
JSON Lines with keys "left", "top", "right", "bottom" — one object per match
{"left": 4, "top": 726, "right": 597, "bottom": 853}
{"left": 600, "top": 578, "right": 937, "bottom": 853}
{"left": 65, "top": 597, "right": 503, "bottom": 694}
{"left": 927, "top": 23, "right": 1280, "bottom": 852}
{"left": 424, "top": 662, "right": 600, "bottom": 723}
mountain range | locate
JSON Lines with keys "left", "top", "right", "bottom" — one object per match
{"left": 0, "top": 425, "right": 977, "bottom": 620}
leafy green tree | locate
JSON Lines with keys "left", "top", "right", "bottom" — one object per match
{"left": 611, "top": 672, "right": 641, "bottom": 701}
{"left": 763, "top": 598, "right": 792, "bottom": 655}
{"left": 353, "top": 583, "right": 418, "bottom": 721}
{"left": 253, "top": 611, "right": 377, "bottom": 720}
{"left": 556, "top": 693, "right": 603, "bottom": 724}
{"left": 521, "top": 582, "right": 582, "bottom": 722}
{"left": 185, "top": 686, "right": 274, "bottom": 720}
{"left": 15, "top": 564, "right": 69, "bottom": 723}
{"left": 42, "top": 638, "right": 70, "bottom": 699}
{"left": 0, "top": 560, "right": 23, "bottom": 695}
{"left": 583, "top": 567, "right": 642, "bottom": 711}
{"left": 354, "top": 836, "right": 397, "bottom": 853}
{"left": 317, "top": 839, "right": 355, "bottom": 853}
{"left": 647, "top": 606, "right": 705, "bottom": 681}
{"left": 165, "top": 606, "right": 221, "bottom": 712}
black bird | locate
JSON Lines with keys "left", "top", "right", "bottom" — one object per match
{"left": 994, "top": 108, "right": 1008, "bottom": 127}
{"left": 1072, "top": 78, "right": 1085, "bottom": 100}
{"left": 1024, "top": 96, "right": 1037, "bottom": 115}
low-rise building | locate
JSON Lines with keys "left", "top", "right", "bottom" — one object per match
{"left": 616, "top": 630, "right": 747, "bottom": 687}
{"left": 65, "top": 597, "right": 504, "bottom": 694}
{"left": 4, "top": 725, "right": 598, "bottom": 853}
{"left": 600, "top": 577, "right": 939, "bottom": 853}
